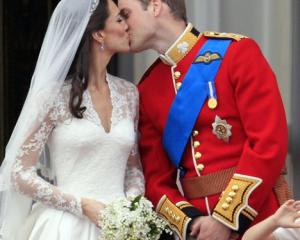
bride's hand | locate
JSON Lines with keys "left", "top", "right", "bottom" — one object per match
{"left": 81, "top": 198, "right": 106, "bottom": 226}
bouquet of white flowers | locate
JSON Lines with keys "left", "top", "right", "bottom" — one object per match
{"left": 98, "top": 195, "right": 172, "bottom": 240}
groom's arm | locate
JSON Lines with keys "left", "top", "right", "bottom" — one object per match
{"left": 138, "top": 95, "right": 204, "bottom": 240}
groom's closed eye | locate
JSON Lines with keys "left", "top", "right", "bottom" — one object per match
{"left": 120, "top": 9, "right": 130, "bottom": 19}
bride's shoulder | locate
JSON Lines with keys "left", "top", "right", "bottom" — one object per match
{"left": 53, "top": 81, "right": 72, "bottom": 106}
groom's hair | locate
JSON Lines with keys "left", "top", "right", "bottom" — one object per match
{"left": 138, "top": 0, "right": 187, "bottom": 22}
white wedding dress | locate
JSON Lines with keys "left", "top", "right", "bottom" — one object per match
{"left": 10, "top": 74, "right": 145, "bottom": 240}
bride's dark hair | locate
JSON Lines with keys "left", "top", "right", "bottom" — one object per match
{"left": 67, "top": 0, "right": 116, "bottom": 118}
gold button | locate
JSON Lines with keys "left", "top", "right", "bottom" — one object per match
{"left": 194, "top": 152, "right": 202, "bottom": 159}
{"left": 193, "top": 141, "right": 200, "bottom": 148}
{"left": 228, "top": 191, "right": 236, "bottom": 198}
{"left": 232, "top": 185, "right": 239, "bottom": 192}
{"left": 174, "top": 71, "right": 181, "bottom": 79}
{"left": 226, "top": 197, "right": 233, "bottom": 203}
{"left": 193, "top": 130, "right": 199, "bottom": 137}
{"left": 175, "top": 216, "right": 181, "bottom": 222}
{"left": 219, "top": 191, "right": 225, "bottom": 199}
{"left": 222, "top": 203, "right": 229, "bottom": 210}
{"left": 164, "top": 207, "right": 169, "bottom": 213}
{"left": 176, "top": 82, "right": 182, "bottom": 90}
{"left": 197, "top": 164, "right": 205, "bottom": 171}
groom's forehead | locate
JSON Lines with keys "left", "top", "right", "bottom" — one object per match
{"left": 118, "top": 0, "right": 144, "bottom": 9}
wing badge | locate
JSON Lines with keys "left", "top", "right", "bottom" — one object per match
{"left": 194, "top": 51, "right": 222, "bottom": 64}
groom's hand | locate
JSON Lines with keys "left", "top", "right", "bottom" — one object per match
{"left": 190, "top": 216, "right": 231, "bottom": 240}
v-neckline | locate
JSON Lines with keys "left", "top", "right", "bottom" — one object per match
{"left": 85, "top": 74, "right": 114, "bottom": 134}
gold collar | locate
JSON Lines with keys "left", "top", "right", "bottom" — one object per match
{"left": 159, "top": 23, "right": 201, "bottom": 66}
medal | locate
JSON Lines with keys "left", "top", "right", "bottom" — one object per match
{"left": 212, "top": 115, "right": 232, "bottom": 142}
{"left": 208, "top": 97, "right": 218, "bottom": 109}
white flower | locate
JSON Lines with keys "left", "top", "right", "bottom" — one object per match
{"left": 177, "top": 41, "right": 189, "bottom": 54}
{"left": 99, "top": 196, "right": 172, "bottom": 240}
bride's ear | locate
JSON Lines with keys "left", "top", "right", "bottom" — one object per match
{"left": 92, "top": 31, "right": 105, "bottom": 45}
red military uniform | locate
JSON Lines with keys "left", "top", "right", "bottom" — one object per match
{"left": 138, "top": 23, "right": 288, "bottom": 240}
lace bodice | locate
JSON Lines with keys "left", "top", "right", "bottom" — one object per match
{"left": 11, "top": 74, "right": 144, "bottom": 217}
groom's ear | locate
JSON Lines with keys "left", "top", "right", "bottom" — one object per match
{"left": 149, "top": 0, "right": 163, "bottom": 17}
{"left": 92, "top": 31, "right": 105, "bottom": 44}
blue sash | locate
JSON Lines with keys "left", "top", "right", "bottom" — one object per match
{"left": 162, "top": 39, "right": 232, "bottom": 172}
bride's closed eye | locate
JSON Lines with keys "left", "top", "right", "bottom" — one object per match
{"left": 116, "top": 15, "right": 125, "bottom": 23}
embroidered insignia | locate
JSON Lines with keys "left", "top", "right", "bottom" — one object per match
{"left": 212, "top": 115, "right": 232, "bottom": 142}
{"left": 194, "top": 52, "right": 222, "bottom": 64}
{"left": 203, "top": 31, "right": 247, "bottom": 41}
{"left": 177, "top": 41, "right": 189, "bottom": 54}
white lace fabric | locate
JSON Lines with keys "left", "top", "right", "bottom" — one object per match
{"left": 10, "top": 74, "right": 145, "bottom": 217}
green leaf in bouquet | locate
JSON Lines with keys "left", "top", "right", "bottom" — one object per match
{"left": 130, "top": 195, "right": 142, "bottom": 211}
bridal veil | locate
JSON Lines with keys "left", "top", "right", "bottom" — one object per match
{"left": 0, "top": 0, "right": 100, "bottom": 238}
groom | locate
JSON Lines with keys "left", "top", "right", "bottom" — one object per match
{"left": 118, "top": 0, "right": 289, "bottom": 239}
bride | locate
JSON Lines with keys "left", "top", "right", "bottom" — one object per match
{"left": 0, "top": 0, "right": 144, "bottom": 239}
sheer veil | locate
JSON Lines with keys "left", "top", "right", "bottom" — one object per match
{"left": 0, "top": 0, "right": 100, "bottom": 238}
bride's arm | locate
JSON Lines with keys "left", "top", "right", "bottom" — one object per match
{"left": 10, "top": 107, "right": 83, "bottom": 216}
{"left": 124, "top": 143, "right": 145, "bottom": 198}
{"left": 124, "top": 87, "right": 145, "bottom": 198}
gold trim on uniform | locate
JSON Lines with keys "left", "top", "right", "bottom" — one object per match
{"left": 203, "top": 31, "right": 248, "bottom": 41}
{"left": 176, "top": 201, "right": 193, "bottom": 209}
{"left": 243, "top": 206, "right": 257, "bottom": 220}
{"left": 242, "top": 209, "right": 255, "bottom": 221}
{"left": 160, "top": 23, "right": 201, "bottom": 66}
{"left": 156, "top": 195, "right": 191, "bottom": 240}
{"left": 212, "top": 174, "right": 262, "bottom": 230}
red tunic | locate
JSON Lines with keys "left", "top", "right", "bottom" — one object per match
{"left": 138, "top": 27, "right": 288, "bottom": 239}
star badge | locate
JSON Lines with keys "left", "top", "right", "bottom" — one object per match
{"left": 212, "top": 115, "right": 232, "bottom": 142}
{"left": 177, "top": 41, "right": 189, "bottom": 54}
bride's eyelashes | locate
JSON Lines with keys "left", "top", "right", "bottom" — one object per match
{"left": 116, "top": 14, "right": 125, "bottom": 23}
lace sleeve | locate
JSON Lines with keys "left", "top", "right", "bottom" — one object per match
{"left": 10, "top": 104, "right": 82, "bottom": 216}
{"left": 124, "top": 88, "right": 145, "bottom": 198}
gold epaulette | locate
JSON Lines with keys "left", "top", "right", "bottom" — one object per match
{"left": 156, "top": 195, "right": 191, "bottom": 240}
{"left": 212, "top": 174, "right": 262, "bottom": 230}
{"left": 203, "top": 31, "right": 248, "bottom": 41}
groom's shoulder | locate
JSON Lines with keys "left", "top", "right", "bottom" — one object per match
{"left": 138, "top": 58, "right": 161, "bottom": 87}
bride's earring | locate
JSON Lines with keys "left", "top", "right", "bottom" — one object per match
{"left": 100, "top": 42, "right": 105, "bottom": 51}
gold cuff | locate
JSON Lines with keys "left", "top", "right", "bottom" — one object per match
{"left": 212, "top": 174, "right": 262, "bottom": 230}
{"left": 156, "top": 195, "right": 191, "bottom": 240}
